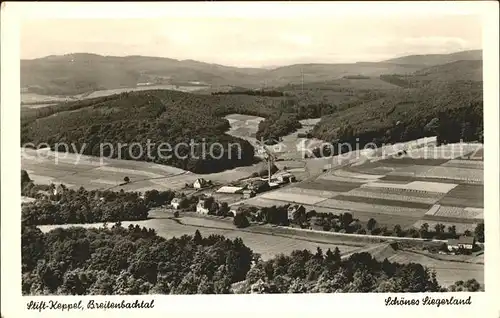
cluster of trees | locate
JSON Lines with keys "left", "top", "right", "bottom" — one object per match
{"left": 255, "top": 112, "right": 302, "bottom": 142}
{"left": 21, "top": 185, "right": 149, "bottom": 226}
{"left": 447, "top": 279, "right": 482, "bottom": 292}
{"left": 141, "top": 189, "right": 176, "bottom": 208}
{"left": 22, "top": 226, "right": 254, "bottom": 295}
{"left": 211, "top": 90, "right": 284, "bottom": 97}
{"left": 235, "top": 248, "right": 445, "bottom": 293}
{"left": 23, "top": 225, "right": 481, "bottom": 295}
{"left": 235, "top": 205, "right": 290, "bottom": 227}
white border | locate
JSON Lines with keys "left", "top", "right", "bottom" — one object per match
{"left": 2, "top": 2, "right": 499, "bottom": 318}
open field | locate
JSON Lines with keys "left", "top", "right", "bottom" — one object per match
{"left": 378, "top": 158, "right": 449, "bottom": 166}
{"left": 423, "top": 205, "right": 484, "bottom": 223}
{"left": 361, "top": 180, "right": 458, "bottom": 193}
{"left": 21, "top": 148, "right": 260, "bottom": 191}
{"left": 386, "top": 164, "right": 439, "bottom": 177}
{"left": 332, "top": 195, "right": 432, "bottom": 209}
{"left": 279, "top": 186, "right": 339, "bottom": 198}
{"left": 438, "top": 184, "right": 484, "bottom": 208}
{"left": 299, "top": 178, "right": 361, "bottom": 192}
{"left": 259, "top": 191, "right": 329, "bottom": 205}
{"left": 343, "top": 188, "right": 443, "bottom": 205}
{"left": 235, "top": 140, "right": 483, "bottom": 229}
{"left": 415, "top": 166, "right": 483, "bottom": 184}
{"left": 332, "top": 169, "right": 384, "bottom": 180}
{"left": 441, "top": 159, "right": 484, "bottom": 169}
{"left": 317, "top": 174, "right": 373, "bottom": 184}
{"left": 224, "top": 114, "right": 326, "bottom": 163}
{"left": 224, "top": 114, "right": 264, "bottom": 140}
{"left": 316, "top": 198, "right": 429, "bottom": 217}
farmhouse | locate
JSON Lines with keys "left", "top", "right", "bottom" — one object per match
{"left": 170, "top": 198, "right": 183, "bottom": 210}
{"left": 447, "top": 236, "right": 475, "bottom": 251}
{"left": 193, "top": 178, "right": 209, "bottom": 189}
{"left": 196, "top": 199, "right": 210, "bottom": 214}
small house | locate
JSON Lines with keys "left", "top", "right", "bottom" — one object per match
{"left": 170, "top": 197, "right": 183, "bottom": 210}
{"left": 193, "top": 178, "right": 209, "bottom": 189}
{"left": 243, "top": 190, "right": 256, "bottom": 199}
{"left": 447, "top": 236, "right": 475, "bottom": 251}
{"left": 196, "top": 199, "right": 210, "bottom": 214}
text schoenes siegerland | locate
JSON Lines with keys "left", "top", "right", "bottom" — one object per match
{"left": 385, "top": 296, "right": 472, "bottom": 307}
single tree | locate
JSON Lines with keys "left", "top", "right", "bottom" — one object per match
{"left": 123, "top": 176, "right": 130, "bottom": 183}
{"left": 474, "top": 223, "right": 484, "bottom": 243}
{"left": 233, "top": 213, "right": 250, "bottom": 228}
{"left": 367, "top": 218, "right": 377, "bottom": 232}
{"left": 447, "top": 225, "right": 457, "bottom": 237}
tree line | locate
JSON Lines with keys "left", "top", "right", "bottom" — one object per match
{"left": 22, "top": 225, "right": 482, "bottom": 295}
{"left": 232, "top": 202, "right": 485, "bottom": 244}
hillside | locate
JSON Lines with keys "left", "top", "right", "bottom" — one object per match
{"left": 380, "top": 60, "right": 483, "bottom": 88}
{"left": 383, "top": 49, "right": 482, "bottom": 66}
{"left": 21, "top": 53, "right": 266, "bottom": 95}
{"left": 21, "top": 50, "right": 481, "bottom": 96}
{"left": 311, "top": 80, "right": 483, "bottom": 152}
{"left": 21, "top": 90, "right": 266, "bottom": 174}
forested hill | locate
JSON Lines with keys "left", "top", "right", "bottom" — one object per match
{"left": 382, "top": 49, "right": 482, "bottom": 66}
{"left": 21, "top": 50, "right": 481, "bottom": 96}
{"left": 21, "top": 90, "right": 272, "bottom": 173}
{"left": 311, "top": 80, "right": 483, "bottom": 152}
{"left": 380, "top": 60, "right": 482, "bottom": 88}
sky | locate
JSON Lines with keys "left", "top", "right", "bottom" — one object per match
{"left": 20, "top": 11, "right": 482, "bottom": 68}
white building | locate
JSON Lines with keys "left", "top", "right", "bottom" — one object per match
{"left": 216, "top": 186, "right": 244, "bottom": 194}
{"left": 196, "top": 199, "right": 210, "bottom": 214}
{"left": 193, "top": 178, "right": 209, "bottom": 189}
{"left": 171, "top": 198, "right": 183, "bottom": 210}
